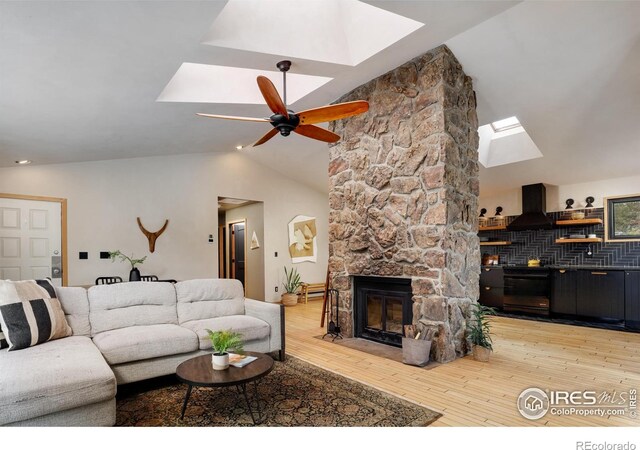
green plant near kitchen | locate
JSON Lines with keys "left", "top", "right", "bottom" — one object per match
{"left": 109, "top": 250, "right": 147, "bottom": 268}
{"left": 206, "top": 329, "right": 244, "bottom": 356}
{"left": 467, "top": 303, "right": 497, "bottom": 362}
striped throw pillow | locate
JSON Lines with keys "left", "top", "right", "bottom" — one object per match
{"left": 0, "top": 279, "right": 72, "bottom": 351}
{"left": 0, "top": 325, "right": 6, "bottom": 349}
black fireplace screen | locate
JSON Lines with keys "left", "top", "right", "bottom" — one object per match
{"left": 354, "top": 276, "right": 412, "bottom": 347}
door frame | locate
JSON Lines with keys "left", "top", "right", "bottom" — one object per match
{"left": 218, "top": 224, "right": 227, "bottom": 278}
{"left": 0, "top": 193, "right": 68, "bottom": 286}
{"left": 227, "top": 218, "right": 247, "bottom": 293}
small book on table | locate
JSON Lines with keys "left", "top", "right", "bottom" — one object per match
{"left": 229, "top": 353, "right": 257, "bottom": 368}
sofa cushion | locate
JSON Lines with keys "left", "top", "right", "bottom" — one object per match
{"left": 0, "top": 335, "right": 115, "bottom": 425}
{"left": 88, "top": 282, "right": 178, "bottom": 336}
{"left": 56, "top": 286, "right": 91, "bottom": 336}
{"left": 92, "top": 323, "right": 198, "bottom": 365}
{"left": 175, "top": 279, "right": 245, "bottom": 324}
{"left": 181, "top": 315, "right": 270, "bottom": 350}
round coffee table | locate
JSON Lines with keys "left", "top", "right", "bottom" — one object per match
{"left": 176, "top": 352, "right": 274, "bottom": 424}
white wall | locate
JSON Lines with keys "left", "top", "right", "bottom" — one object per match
{"left": 480, "top": 174, "right": 640, "bottom": 216}
{"left": 0, "top": 152, "right": 329, "bottom": 302}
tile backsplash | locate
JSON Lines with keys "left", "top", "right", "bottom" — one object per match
{"left": 480, "top": 208, "right": 640, "bottom": 267}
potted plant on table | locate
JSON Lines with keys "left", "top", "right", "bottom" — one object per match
{"left": 206, "top": 329, "right": 244, "bottom": 370}
{"left": 281, "top": 266, "right": 302, "bottom": 306}
{"left": 109, "top": 250, "right": 147, "bottom": 281}
{"left": 467, "top": 303, "right": 497, "bottom": 362}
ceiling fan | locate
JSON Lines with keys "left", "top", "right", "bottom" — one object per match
{"left": 197, "top": 60, "right": 369, "bottom": 147}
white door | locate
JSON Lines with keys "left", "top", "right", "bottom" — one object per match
{"left": 0, "top": 198, "right": 63, "bottom": 286}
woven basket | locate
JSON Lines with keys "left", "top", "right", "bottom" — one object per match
{"left": 281, "top": 293, "right": 298, "bottom": 306}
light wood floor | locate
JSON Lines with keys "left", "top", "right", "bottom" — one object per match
{"left": 285, "top": 300, "right": 640, "bottom": 426}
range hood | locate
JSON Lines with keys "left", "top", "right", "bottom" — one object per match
{"left": 506, "top": 183, "right": 553, "bottom": 231}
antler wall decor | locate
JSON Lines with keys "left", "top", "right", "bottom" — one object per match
{"left": 137, "top": 217, "right": 169, "bottom": 253}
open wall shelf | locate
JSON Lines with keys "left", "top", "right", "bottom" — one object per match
{"left": 555, "top": 238, "right": 602, "bottom": 244}
{"left": 479, "top": 225, "right": 507, "bottom": 231}
{"left": 480, "top": 241, "right": 512, "bottom": 246}
{"left": 555, "top": 219, "right": 603, "bottom": 226}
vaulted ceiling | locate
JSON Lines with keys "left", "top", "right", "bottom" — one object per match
{"left": 1, "top": 1, "right": 639, "bottom": 195}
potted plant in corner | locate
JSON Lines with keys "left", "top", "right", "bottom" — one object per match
{"left": 281, "top": 266, "right": 302, "bottom": 306}
{"left": 206, "top": 329, "right": 244, "bottom": 370}
{"left": 468, "top": 303, "right": 497, "bottom": 362}
{"left": 109, "top": 250, "right": 147, "bottom": 281}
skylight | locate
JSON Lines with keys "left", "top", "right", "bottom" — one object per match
{"left": 201, "top": 0, "right": 424, "bottom": 66}
{"left": 491, "top": 116, "right": 522, "bottom": 133}
{"left": 157, "top": 63, "right": 332, "bottom": 105}
{"left": 477, "top": 120, "right": 543, "bottom": 169}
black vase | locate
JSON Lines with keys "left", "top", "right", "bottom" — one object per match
{"left": 129, "top": 267, "right": 141, "bottom": 282}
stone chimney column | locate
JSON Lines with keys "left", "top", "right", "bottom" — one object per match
{"left": 328, "top": 45, "right": 480, "bottom": 363}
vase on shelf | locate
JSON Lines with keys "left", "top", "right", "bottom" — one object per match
{"left": 129, "top": 267, "right": 141, "bottom": 282}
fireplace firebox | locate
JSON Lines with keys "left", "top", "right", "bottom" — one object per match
{"left": 353, "top": 276, "right": 413, "bottom": 347}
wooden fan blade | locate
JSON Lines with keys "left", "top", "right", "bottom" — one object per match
{"left": 257, "top": 76, "right": 288, "bottom": 118}
{"left": 196, "top": 113, "right": 270, "bottom": 122}
{"left": 253, "top": 128, "right": 279, "bottom": 147}
{"left": 294, "top": 124, "right": 340, "bottom": 143}
{"left": 297, "top": 101, "right": 369, "bottom": 125}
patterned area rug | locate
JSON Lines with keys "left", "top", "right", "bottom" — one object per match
{"left": 116, "top": 356, "right": 440, "bottom": 427}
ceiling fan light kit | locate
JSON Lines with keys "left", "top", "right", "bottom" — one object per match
{"left": 197, "top": 60, "right": 369, "bottom": 147}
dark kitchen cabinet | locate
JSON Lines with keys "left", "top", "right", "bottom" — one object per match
{"left": 480, "top": 285, "right": 504, "bottom": 308}
{"left": 624, "top": 271, "right": 640, "bottom": 329}
{"left": 576, "top": 270, "right": 625, "bottom": 320}
{"left": 551, "top": 269, "right": 577, "bottom": 315}
{"left": 479, "top": 267, "right": 503, "bottom": 309}
{"left": 480, "top": 267, "right": 503, "bottom": 287}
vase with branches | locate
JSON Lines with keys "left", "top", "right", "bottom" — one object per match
{"left": 109, "top": 250, "right": 147, "bottom": 281}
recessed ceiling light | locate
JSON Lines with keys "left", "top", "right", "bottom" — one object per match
{"left": 491, "top": 116, "right": 521, "bottom": 133}
{"left": 235, "top": 145, "right": 243, "bottom": 150}
{"left": 15, "top": 160, "right": 32, "bottom": 165}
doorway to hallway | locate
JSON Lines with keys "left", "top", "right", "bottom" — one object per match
{"left": 217, "top": 197, "right": 265, "bottom": 300}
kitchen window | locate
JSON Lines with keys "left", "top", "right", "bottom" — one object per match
{"left": 605, "top": 194, "right": 640, "bottom": 242}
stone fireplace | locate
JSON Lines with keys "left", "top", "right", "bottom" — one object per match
{"left": 328, "top": 45, "right": 480, "bottom": 363}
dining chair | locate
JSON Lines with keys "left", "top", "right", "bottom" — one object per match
{"left": 140, "top": 275, "right": 159, "bottom": 282}
{"left": 95, "top": 276, "right": 123, "bottom": 285}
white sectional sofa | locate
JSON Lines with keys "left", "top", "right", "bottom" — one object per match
{"left": 0, "top": 279, "right": 284, "bottom": 427}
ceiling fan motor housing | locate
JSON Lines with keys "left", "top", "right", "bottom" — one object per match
{"left": 271, "top": 110, "right": 299, "bottom": 136}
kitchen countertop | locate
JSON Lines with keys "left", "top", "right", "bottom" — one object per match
{"left": 548, "top": 265, "right": 640, "bottom": 271}
{"left": 481, "top": 264, "right": 640, "bottom": 271}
